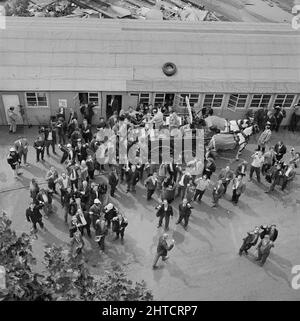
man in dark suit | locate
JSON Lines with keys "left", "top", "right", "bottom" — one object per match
{"left": 235, "top": 160, "right": 248, "bottom": 177}
{"left": 144, "top": 172, "right": 158, "bottom": 200}
{"left": 125, "top": 164, "right": 140, "bottom": 193}
{"left": 274, "top": 141, "right": 287, "bottom": 161}
{"left": 152, "top": 233, "right": 175, "bottom": 269}
{"left": 239, "top": 226, "right": 260, "bottom": 256}
{"left": 80, "top": 118, "right": 92, "bottom": 143}
{"left": 108, "top": 167, "right": 119, "bottom": 197}
{"left": 33, "top": 136, "right": 45, "bottom": 162}
{"left": 176, "top": 198, "right": 192, "bottom": 229}
{"left": 26, "top": 202, "right": 45, "bottom": 233}
{"left": 59, "top": 143, "right": 75, "bottom": 164}
{"left": 74, "top": 140, "right": 88, "bottom": 163}
{"left": 156, "top": 199, "right": 173, "bottom": 231}
{"left": 231, "top": 175, "right": 246, "bottom": 205}
{"left": 56, "top": 117, "right": 67, "bottom": 145}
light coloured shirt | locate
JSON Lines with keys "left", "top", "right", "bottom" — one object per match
{"left": 251, "top": 155, "right": 264, "bottom": 168}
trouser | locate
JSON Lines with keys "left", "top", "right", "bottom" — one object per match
{"left": 281, "top": 176, "right": 289, "bottom": 191}
{"left": 177, "top": 214, "right": 190, "bottom": 227}
{"left": 158, "top": 215, "right": 170, "bottom": 230}
{"left": 127, "top": 183, "right": 136, "bottom": 192}
{"left": 9, "top": 121, "right": 16, "bottom": 133}
{"left": 177, "top": 185, "right": 186, "bottom": 199}
{"left": 70, "top": 179, "right": 78, "bottom": 190}
{"left": 212, "top": 194, "right": 221, "bottom": 206}
{"left": 153, "top": 253, "right": 167, "bottom": 267}
{"left": 110, "top": 185, "right": 117, "bottom": 197}
{"left": 64, "top": 205, "right": 69, "bottom": 222}
{"left": 82, "top": 134, "right": 91, "bottom": 144}
{"left": 48, "top": 179, "right": 57, "bottom": 193}
{"left": 147, "top": 189, "right": 155, "bottom": 200}
{"left": 88, "top": 170, "right": 94, "bottom": 180}
{"left": 115, "top": 229, "right": 124, "bottom": 239}
{"left": 222, "top": 181, "right": 230, "bottom": 194}
{"left": 194, "top": 189, "right": 205, "bottom": 201}
{"left": 257, "top": 250, "right": 270, "bottom": 265}
{"left": 45, "top": 140, "right": 55, "bottom": 155}
{"left": 32, "top": 220, "right": 44, "bottom": 231}
{"left": 231, "top": 189, "right": 241, "bottom": 204}
{"left": 36, "top": 149, "right": 44, "bottom": 162}
{"left": 18, "top": 151, "right": 27, "bottom": 164}
{"left": 60, "top": 189, "right": 66, "bottom": 205}
{"left": 81, "top": 224, "right": 91, "bottom": 238}
{"left": 58, "top": 134, "right": 66, "bottom": 145}
{"left": 250, "top": 166, "right": 261, "bottom": 182}
{"left": 97, "top": 236, "right": 105, "bottom": 251}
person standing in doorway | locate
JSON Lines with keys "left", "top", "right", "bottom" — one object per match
{"left": 8, "top": 106, "right": 18, "bottom": 133}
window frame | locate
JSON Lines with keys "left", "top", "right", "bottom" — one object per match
{"left": 25, "top": 92, "right": 49, "bottom": 108}
{"left": 249, "top": 94, "right": 272, "bottom": 109}
{"left": 203, "top": 94, "right": 224, "bottom": 108}
{"left": 227, "top": 94, "right": 248, "bottom": 110}
{"left": 272, "top": 94, "right": 295, "bottom": 109}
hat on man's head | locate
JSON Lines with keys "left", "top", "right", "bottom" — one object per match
{"left": 105, "top": 203, "right": 114, "bottom": 211}
{"left": 94, "top": 199, "right": 101, "bottom": 204}
{"left": 67, "top": 143, "right": 72, "bottom": 148}
{"left": 9, "top": 147, "right": 16, "bottom": 152}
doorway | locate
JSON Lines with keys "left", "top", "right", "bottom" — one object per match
{"left": 106, "top": 95, "right": 122, "bottom": 119}
{"left": 2, "top": 95, "right": 23, "bottom": 125}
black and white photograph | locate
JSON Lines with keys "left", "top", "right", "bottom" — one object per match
{"left": 0, "top": 0, "right": 300, "bottom": 306}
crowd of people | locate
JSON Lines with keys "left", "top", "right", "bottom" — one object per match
{"left": 6, "top": 100, "right": 300, "bottom": 267}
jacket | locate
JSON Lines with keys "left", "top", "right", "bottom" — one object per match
{"left": 258, "top": 129, "right": 272, "bottom": 145}
{"left": 212, "top": 184, "right": 225, "bottom": 198}
{"left": 157, "top": 236, "right": 174, "bottom": 256}
{"left": 156, "top": 204, "right": 173, "bottom": 218}
{"left": 26, "top": 204, "right": 43, "bottom": 223}
{"left": 232, "top": 178, "right": 246, "bottom": 195}
{"left": 126, "top": 169, "right": 139, "bottom": 185}
{"left": 144, "top": 176, "right": 157, "bottom": 191}
{"left": 257, "top": 239, "right": 274, "bottom": 255}
{"left": 112, "top": 216, "right": 128, "bottom": 233}
{"left": 179, "top": 203, "right": 192, "bottom": 217}
{"left": 235, "top": 163, "right": 248, "bottom": 176}
{"left": 108, "top": 172, "right": 119, "bottom": 187}
{"left": 14, "top": 138, "right": 28, "bottom": 154}
{"left": 218, "top": 169, "right": 234, "bottom": 183}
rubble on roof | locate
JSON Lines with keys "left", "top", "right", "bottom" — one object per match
{"left": 25, "top": 0, "right": 221, "bottom": 21}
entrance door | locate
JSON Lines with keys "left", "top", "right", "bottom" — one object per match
{"left": 106, "top": 95, "right": 122, "bottom": 119}
{"left": 2, "top": 95, "right": 23, "bottom": 124}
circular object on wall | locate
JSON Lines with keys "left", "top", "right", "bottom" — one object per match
{"left": 162, "top": 62, "right": 177, "bottom": 76}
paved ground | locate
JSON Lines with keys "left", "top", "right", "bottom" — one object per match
{"left": 0, "top": 125, "right": 300, "bottom": 300}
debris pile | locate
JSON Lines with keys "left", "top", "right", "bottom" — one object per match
{"left": 23, "top": 0, "right": 222, "bottom": 21}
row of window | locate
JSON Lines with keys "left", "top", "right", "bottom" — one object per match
{"left": 25, "top": 92, "right": 299, "bottom": 109}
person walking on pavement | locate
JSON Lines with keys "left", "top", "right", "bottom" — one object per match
{"left": 14, "top": 136, "right": 29, "bottom": 166}
{"left": 231, "top": 175, "right": 246, "bottom": 205}
{"left": 26, "top": 202, "right": 45, "bottom": 234}
{"left": 194, "top": 174, "right": 210, "bottom": 202}
{"left": 152, "top": 233, "right": 175, "bottom": 269}
{"left": 255, "top": 235, "right": 274, "bottom": 266}
{"left": 7, "top": 147, "right": 21, "bottom": 178}
{"left": 239, "top": 226, "right": 260, "bottom": 256}
{"left": 108, "top": 167, "right": 119, "bottom": 198}
{"left": 125, "top": 164, "right": 140, "bottom": 193}
{"left": 156, "top": 199, "right": 173, "bottom": 231}
{"left": 235, "top": 160, "right": 248, "bottom": 177}
{"left": 176, "top": 198, "right": 193, "bottom": 229}
{"left": 212, "top": 180, "right": 225, "bottom": 208}
{"left": 112, "top": 212, "right": 128, "bottom": 243}
{"left": 144, "top": 172, "right": 158, "bottom": 200}
{"left": 33, "top": 136, "right": 45, "bottom": 163}
{"left": 95, "top": 217, "right": 108, "bottom": 253}
{"left": 249, "top": 151, "right": 264, "bottom": 183}
{"left": 218, "top": 165, "right": 234, "bottom": 195}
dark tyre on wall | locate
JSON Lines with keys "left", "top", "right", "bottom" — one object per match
{"left": 162, "top": 62, "right": 177, "bottom": 76}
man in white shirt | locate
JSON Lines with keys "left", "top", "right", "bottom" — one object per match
{"left": 249, "top": 151, "right": 264, "bottom": 183}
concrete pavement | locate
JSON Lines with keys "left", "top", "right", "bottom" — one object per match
{"left": 0, "top": 125, "right": 299, "bottom": 300}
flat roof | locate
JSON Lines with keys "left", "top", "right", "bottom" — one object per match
{"left": 0, "top": 17, "right": 300, "bottom": 93}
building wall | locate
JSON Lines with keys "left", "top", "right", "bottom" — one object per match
{"left": 1, "top": 91, "right": 299, "bottom": 126}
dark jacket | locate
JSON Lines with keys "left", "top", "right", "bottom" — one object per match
{"left": 75, "top": 144, "right": 88, "bottom": 162}
{"left": 7, "top": 152, "right": 20, "bottom": 168}
{"left": 126, "top": 169, "right": 140, "bottom": 185}
{"left": 112, "top": 216, "right": 128, "bottom": 233}
{"left": 33, "top": 139, "right": 45, "bottom": 150}
{"left": 60, "top": 145, "right": 75, "bottom": 164}
{"left": 144, "top": 176, "right": 157, "bottom": 191}
{"left": 108, "top": 172, "right": 119, "bottom": 187}
{"left": 156, "top": 204, "right": 173, "bottom": 218}
{"left": 274, "top": 143, "right": 287, "bottom": 160}
{"left": 157, "top": 236, "right": 174, "bottom": 256}
{"left": 26, "top": 204, "right": 43, "bottom": 223}
{"left": 80, "top": 123, "right": 92, "bottom": 141}
{"left": 179, "top": 203, "right": 192, "bottom": 217}
{"left": 235, "top": 163, "right": 248, "bottom": 176}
